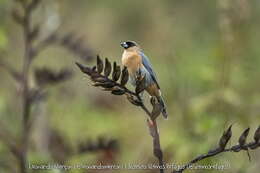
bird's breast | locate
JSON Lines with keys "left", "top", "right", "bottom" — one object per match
{"left": 122, "top": 51, "right": 142, "bottom": 75}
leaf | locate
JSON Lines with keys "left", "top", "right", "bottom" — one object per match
{"left": 254, "top": 126, "right": 260, "bottom": 143}
{"left": 112, "top": 62, "right": 121, "bottom": 81}
{"left": 219, "top": 125, "right": 232, "bottom": 150}
{"left": 96, "top": 55, "right": 103, "bottom": 74}
{"left": 239, "top": 128, "right": 250, "bottom": 147}
{"left": 104, "top": 58, "right": 112, "bottom": 77}
{"left": 120, "top": 66, "right": 129, "bottom": 86}
{"left": 135, "top": 74, "right": 146, "bottom": 94}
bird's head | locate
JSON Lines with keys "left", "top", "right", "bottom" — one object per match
{"left": 120, "top": 41, "right": 139, "bottom": 49}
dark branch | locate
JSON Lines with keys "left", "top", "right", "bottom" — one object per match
{"left": 173, "top": 125, "right": 260, "bottom": 173}
{"left": 34, "top": 31, "right": 93, "bottom": 62}
{"left": 0, "top": 1, "right": 95, "bottom": 173}
{"left": 76, "top": 56, "right": 165, "bottom": 173}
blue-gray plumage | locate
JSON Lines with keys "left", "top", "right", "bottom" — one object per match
{"left": 121, "top": 41, "right": 168, "bottom": 118}
{"left": 140, "top": 51, "right": 160, "bottom": 89}
{"left": 128, "top": 64, "right": 154, "bottom": 88}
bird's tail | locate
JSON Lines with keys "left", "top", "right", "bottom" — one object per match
{"left": 157, "top": 96, "right": 168, "bottom": 119}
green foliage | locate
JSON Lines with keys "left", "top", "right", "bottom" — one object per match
{"left": 0, "top": 0, "right": 259, "bottom": 173}
{"left": 0, "top": 27, "right": 7, "bottom": 48}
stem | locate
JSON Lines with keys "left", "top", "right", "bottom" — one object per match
{"left": 137, "top": 95, "right": 164, "bottom": 173}
{"left": 175, "top": 141, "right": 259, "bottom": 173}
{"left": 20, "top": 4, "right": 34, "bottom": 173}
{"left": 76, "top": 60, "right": 165, "bottom": 173}
{"left": 150, "top": 120, "right": 164, "bottom": 173}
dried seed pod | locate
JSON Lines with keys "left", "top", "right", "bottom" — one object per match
{"left": 126, "top": 94, "right": 142, "bottom": 106}
{"left": 102, "top": 88, "right": 113, "bottom": 91}
{"left": 135, "top": 75, "right": 146, "bottom": 94}
{"left": 239, "top": 128, "right": 250, "bottom": 147}
{"left": 112, "top": 62, "right": 121, "bottom": 81}
{"left": 34, "top": 68, "right": 72, "bottom": 86}
{"left": 96, "top": 55, "right": 103, "bottom": 74}
{"left": 120, "top": 66, "right": 129, "bottom": 86}
{"left": 91, "top": 76, "right": 107, "bottom": 83}
{"left": 76, "top": 62, "right": 92, "bottom": 75}
{"left": 111, "top": 88, "right": 125, "bottom": 95}
{"left": 101, "top": 87, "right": 115, "bottom": 91}
{"left": 93, "top": 82, "right": 115, "bottom": 88}
{"left": 90, "top": 72, "right": 100, "bottom": 79}
{"left": 254, "top": 126, "right": 260, "bottom": 143}
{"left": 105, "top": 86, "right": 120, "bottom": 91}
{"left": 104, "top": 58, "right": 112, "bottom": 77}
{"left": 92, "top": 66, "right": 96, "bottom": 71}
{"left": 231, "top": 145, "right": 241, "bottom": 152}
{"left": 249, "top": 143, "right": 259, "bottom": 150}
{"left": 219, "top": 125, "right": 232, "bottom": 150}
{"left": 92, "top": 82, "right": 101, "bottom": 87}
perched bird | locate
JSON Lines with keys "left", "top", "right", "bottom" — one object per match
{"left": 120, "top": 41, "right": 168, "bottom": 118}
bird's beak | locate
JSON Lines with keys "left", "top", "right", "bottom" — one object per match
{"left": 120, "top": 42, "right": 128, "bottom": 49}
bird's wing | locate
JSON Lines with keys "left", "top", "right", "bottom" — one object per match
{"left": 139, "top": 51, "right": 160, "bottom": 89}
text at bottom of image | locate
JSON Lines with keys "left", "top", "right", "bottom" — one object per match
{"left": 29, "top": 162, "right": 231, "bottom": 170}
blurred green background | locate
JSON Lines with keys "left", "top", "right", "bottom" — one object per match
{"left": 0, "top": 0, "right": 259, "bottom": 173}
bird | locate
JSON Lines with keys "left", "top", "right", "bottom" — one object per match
{"left": 120, "top": 41, "right": 168, "bottom": 118}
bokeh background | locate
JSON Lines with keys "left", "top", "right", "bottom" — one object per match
{"left": 0, "top": 0, "right": 259, "bottom": 173}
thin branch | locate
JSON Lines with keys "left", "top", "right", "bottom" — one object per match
{"left": 76, "top": 56, "right": 165, "bottom": 173}
{"left": 1, "top": 1, "right": 94, "bottom": 173}
{"left": 33, "top": 31, "right": 93, "bottom": 62}
{"left": 147, "top": 119, "right": 164, "bottom": 173}
{"left": 173, "top": 126, "right": 260, "bottom": 173}
{"left": 11, "top": 0, "right": 42, "bottom": 172}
